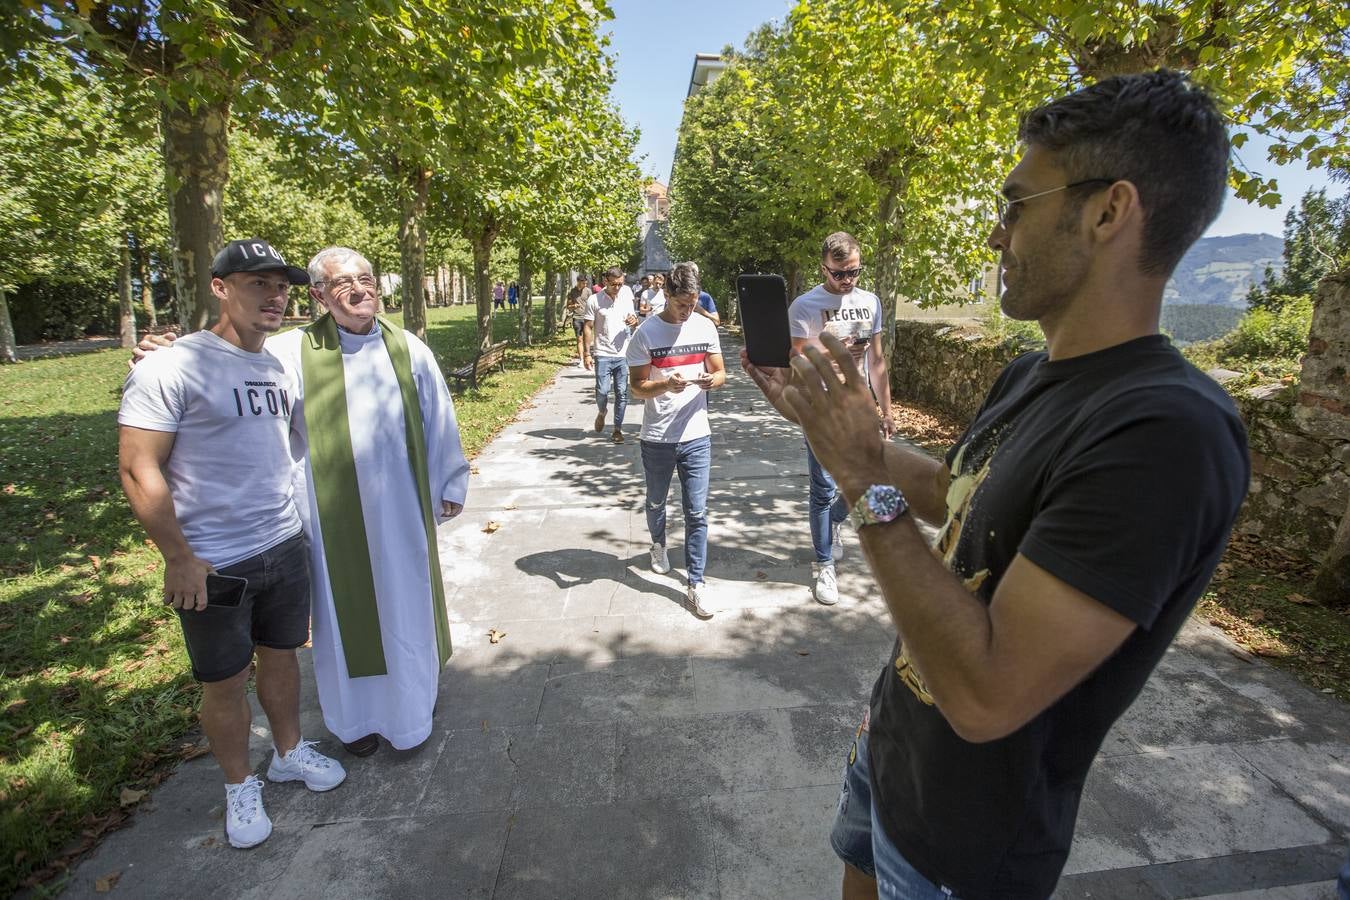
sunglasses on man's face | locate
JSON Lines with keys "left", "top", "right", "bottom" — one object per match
{"left": 824, "top": 265, "right": 863, "bottom": 281}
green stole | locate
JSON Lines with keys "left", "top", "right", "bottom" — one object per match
{"left": 299, "top": 313, "right": 452, "bottom": 677}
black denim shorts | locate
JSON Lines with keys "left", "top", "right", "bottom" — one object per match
{"left": 176, "top": 532, "right": 310, "bottom": 683}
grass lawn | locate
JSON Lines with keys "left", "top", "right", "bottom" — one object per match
{"left": 0, "top": 303, "right": 572, "bottom": 895}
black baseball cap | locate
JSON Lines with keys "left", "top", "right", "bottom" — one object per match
{"left": 210, "top": 238, "right": 309, "bottom": 285}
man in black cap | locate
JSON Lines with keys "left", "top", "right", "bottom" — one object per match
{"left": 119, "top": 239, "right": 347, "bottom": 851}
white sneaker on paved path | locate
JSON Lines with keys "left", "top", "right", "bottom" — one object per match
{"left": 224, "top": 775, "right": 271, "bottom": 849}
{"left": 814, "top": 563, "right": 839, "bottom": 606}
{"left": 831, "top": 520, "right": 844, "bottom": 561}
{"left": 687, "top": 583, "right": 713, "bottom": 619}
{"left": 650, "top": 542, "right": 671, "bottom": 575}
{"left": 266, "top": 738, "right": 347, "bottom": 792}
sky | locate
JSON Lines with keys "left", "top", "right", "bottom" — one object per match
{"left": 602, "top": 0, "right": 1338, "bottom": 241}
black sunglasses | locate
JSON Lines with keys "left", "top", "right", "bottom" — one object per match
{"left": 824, "top": 265, "right": 863, "bottom": 281}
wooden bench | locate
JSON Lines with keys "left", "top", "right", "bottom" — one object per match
{"left": 449, "top": 340, "right": 508, "bottom": 390}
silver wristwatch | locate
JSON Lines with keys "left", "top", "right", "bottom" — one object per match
{"left": 848, "top": 484, "right": 907, "bottom": 529}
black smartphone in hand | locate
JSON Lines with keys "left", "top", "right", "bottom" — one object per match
{"left": 205, "top": 573, "right": 248, "bottom": 608}
{"left": 737, "top": 274, "right": 792, "bottom": 368}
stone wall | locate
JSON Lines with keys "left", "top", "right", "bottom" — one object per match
{"left": 890, "top": 309, "right": 1350, "bottom": 567}
{"left": 1233, "top": 383, "right": 1349, "bottom": 557}
{"left": 890, "top": 320, "right": 1028, "bottom": 422}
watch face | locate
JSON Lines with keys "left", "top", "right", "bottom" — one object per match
{"left": 868, "top": 485, "right": 902, "bottom": 519}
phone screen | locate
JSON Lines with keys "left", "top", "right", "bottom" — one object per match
{"left": 205, "top": 573, "right": 248, "bottom": 608}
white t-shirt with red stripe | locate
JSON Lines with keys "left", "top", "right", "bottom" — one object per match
{"left": 625, "top": 313, "right": 722, "bottom": 444}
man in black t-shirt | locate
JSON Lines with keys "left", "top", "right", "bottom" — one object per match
{"left": 742, "top": 70, "right": 1249, "bottom": 899}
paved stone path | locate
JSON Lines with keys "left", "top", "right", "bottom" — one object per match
{"left": 59, "top": 342, "right": 1349, "bottom": 898}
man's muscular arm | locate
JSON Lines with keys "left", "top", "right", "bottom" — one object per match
{"left": 118, "top": 426, "right": 213, "bottom": 611}
{"left": 785, "top": 335, "right": 1135, "bottom": 743}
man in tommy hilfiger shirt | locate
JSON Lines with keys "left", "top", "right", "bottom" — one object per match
{"left": 625, "top": 261, "right": 726, "bottom": 619}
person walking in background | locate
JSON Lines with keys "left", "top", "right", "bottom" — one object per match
{"left": 788, "top": 231, "right": 893, "bottom": 606}
{"left": 681, "top": 263, "right": 722, "bottom": 327}
{"left": 627, "top": 261, "right": 725, "bottom": 619}
{"left": 567, "top": 274, "right": 592, "bottom": 369}
{"left": 508, "top": 282, "right": 519, "bottom": 310}
{"left": 583, "top": 266, "right": 638, "bottom": 444}
{"left": 492, "top": 281, "right": 506, "bottom": 310}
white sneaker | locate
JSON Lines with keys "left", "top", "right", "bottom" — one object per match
{"left": 831, "top": 520, "right": 845, "bottom": 561}
{"left": 266, "top": 738, "right": 347, "bottom": 792}
{"left": 649, "top": 542, "right": 671, "bottom": 575}
{"left": 224, "top": 775, "right": 272, "bottom": 849}
{"left": 687, "top": 583, "right": 713, "bottom": 620}
{"left": 814, "top": 564, "right": 839, "bottom": 606}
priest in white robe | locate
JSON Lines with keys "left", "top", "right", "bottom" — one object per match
{"left": 269, "top": 246, "right": 469, "bottom": 755}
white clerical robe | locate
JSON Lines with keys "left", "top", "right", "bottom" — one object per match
{"left": 269, "top": 323, "right": 469, "bottom": 749}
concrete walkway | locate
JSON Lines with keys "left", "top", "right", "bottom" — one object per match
{"left": 60, "top": 343, "right": 1349, "bottom": 899}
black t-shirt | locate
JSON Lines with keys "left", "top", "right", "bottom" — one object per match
{"left": 868, "top": 335, "right": 1249, "bottom": 899}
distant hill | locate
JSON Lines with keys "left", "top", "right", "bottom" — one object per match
{"left": 1163, "top": 233, "right": 1284, "bottom": 308}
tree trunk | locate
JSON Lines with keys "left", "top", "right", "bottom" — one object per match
{"left": 119, "top": 234, "right": 137, "bottom": 348}
{"left": 544, "top": 266, "right": 558, "bottom": 336}
{"left": 471, "top": 232, "right": 496, "bottom": 351}
{"left": 133, "top": 233, "right": 157, "bottom": 329}
{"left": 786, "top": 262, "right": 801, "bottom": 305}
{"left": 0, "top": 286, "right": 16, "bottom": 363}
{"left": 398, "top": 166, "right": 432, "bottom": 340}
{"left": 162, "top": 95, "right": 230, "bottom": 333}
{"left": 518, "top": 246, "right": 534, "bottom": 346}
{"left": 874, "top": 182, "right": 906, "bottom": 366}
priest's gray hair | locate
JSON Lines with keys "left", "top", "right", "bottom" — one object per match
{"left": 308, "top": 246, "right": 372, "bottom": 284}
{"left": 666, "top": 261, "right": 700, "bottom": 298}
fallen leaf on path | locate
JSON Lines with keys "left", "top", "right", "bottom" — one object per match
{"left": 503, "top": 503, "right": 518, "bottom": 510}
{"left": 71, "top": 591, "right": 93, "bottom": 605}
{"left": 1251, "top": 643, "right": 1293, "bottom": 658}
{"left": 179, "top": 742, "right": 210, "bottom": 761}
{"left": 1211, "top": 562, "right": 1231, "bottom": 582}
{"left": 755, "top": 571, "right": 766, "bottom": 580}
{"left": 488, "top": 629, "right": 506, "bottom": 644}
{"left": 94, "top": 870, "right": 121, "bottom": 893}
{"left": 118, "top": 787, "right": 146, "bottom": 807}
{"left": 1246, "top": 609, "right": 1266, "bottom": 624}
{"left": 88, "top": 555, "right": 102, "bottom": 573}
{"left": 796, "top": 650, "right": 810, "bottom": 656}
{"left": 470, "top": 466, "right": 480, "bottom": 475}
{"left": 482, "top": 521, "right": 501, "bottom": 534}
{"left": 1285, "top": 592, "right": 1313, "bottom": 605}
{"left": 481, "top": 720, "right": 488, "bottom": 733}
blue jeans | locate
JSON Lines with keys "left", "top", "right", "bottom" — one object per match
{"left": 594, "top": 355, "right": 627, "bottom": 428}
{"left": 1338, "top": 851, "right": 1349, "bottom": 900}
{"left": 640, "top": 436, "right": 711, "bottom": 585}
{"left": 831, "top": 718, "right": 958, "bottom": 897}
{"left": 807, "top": 441, "right": 849, "bottom": 564}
